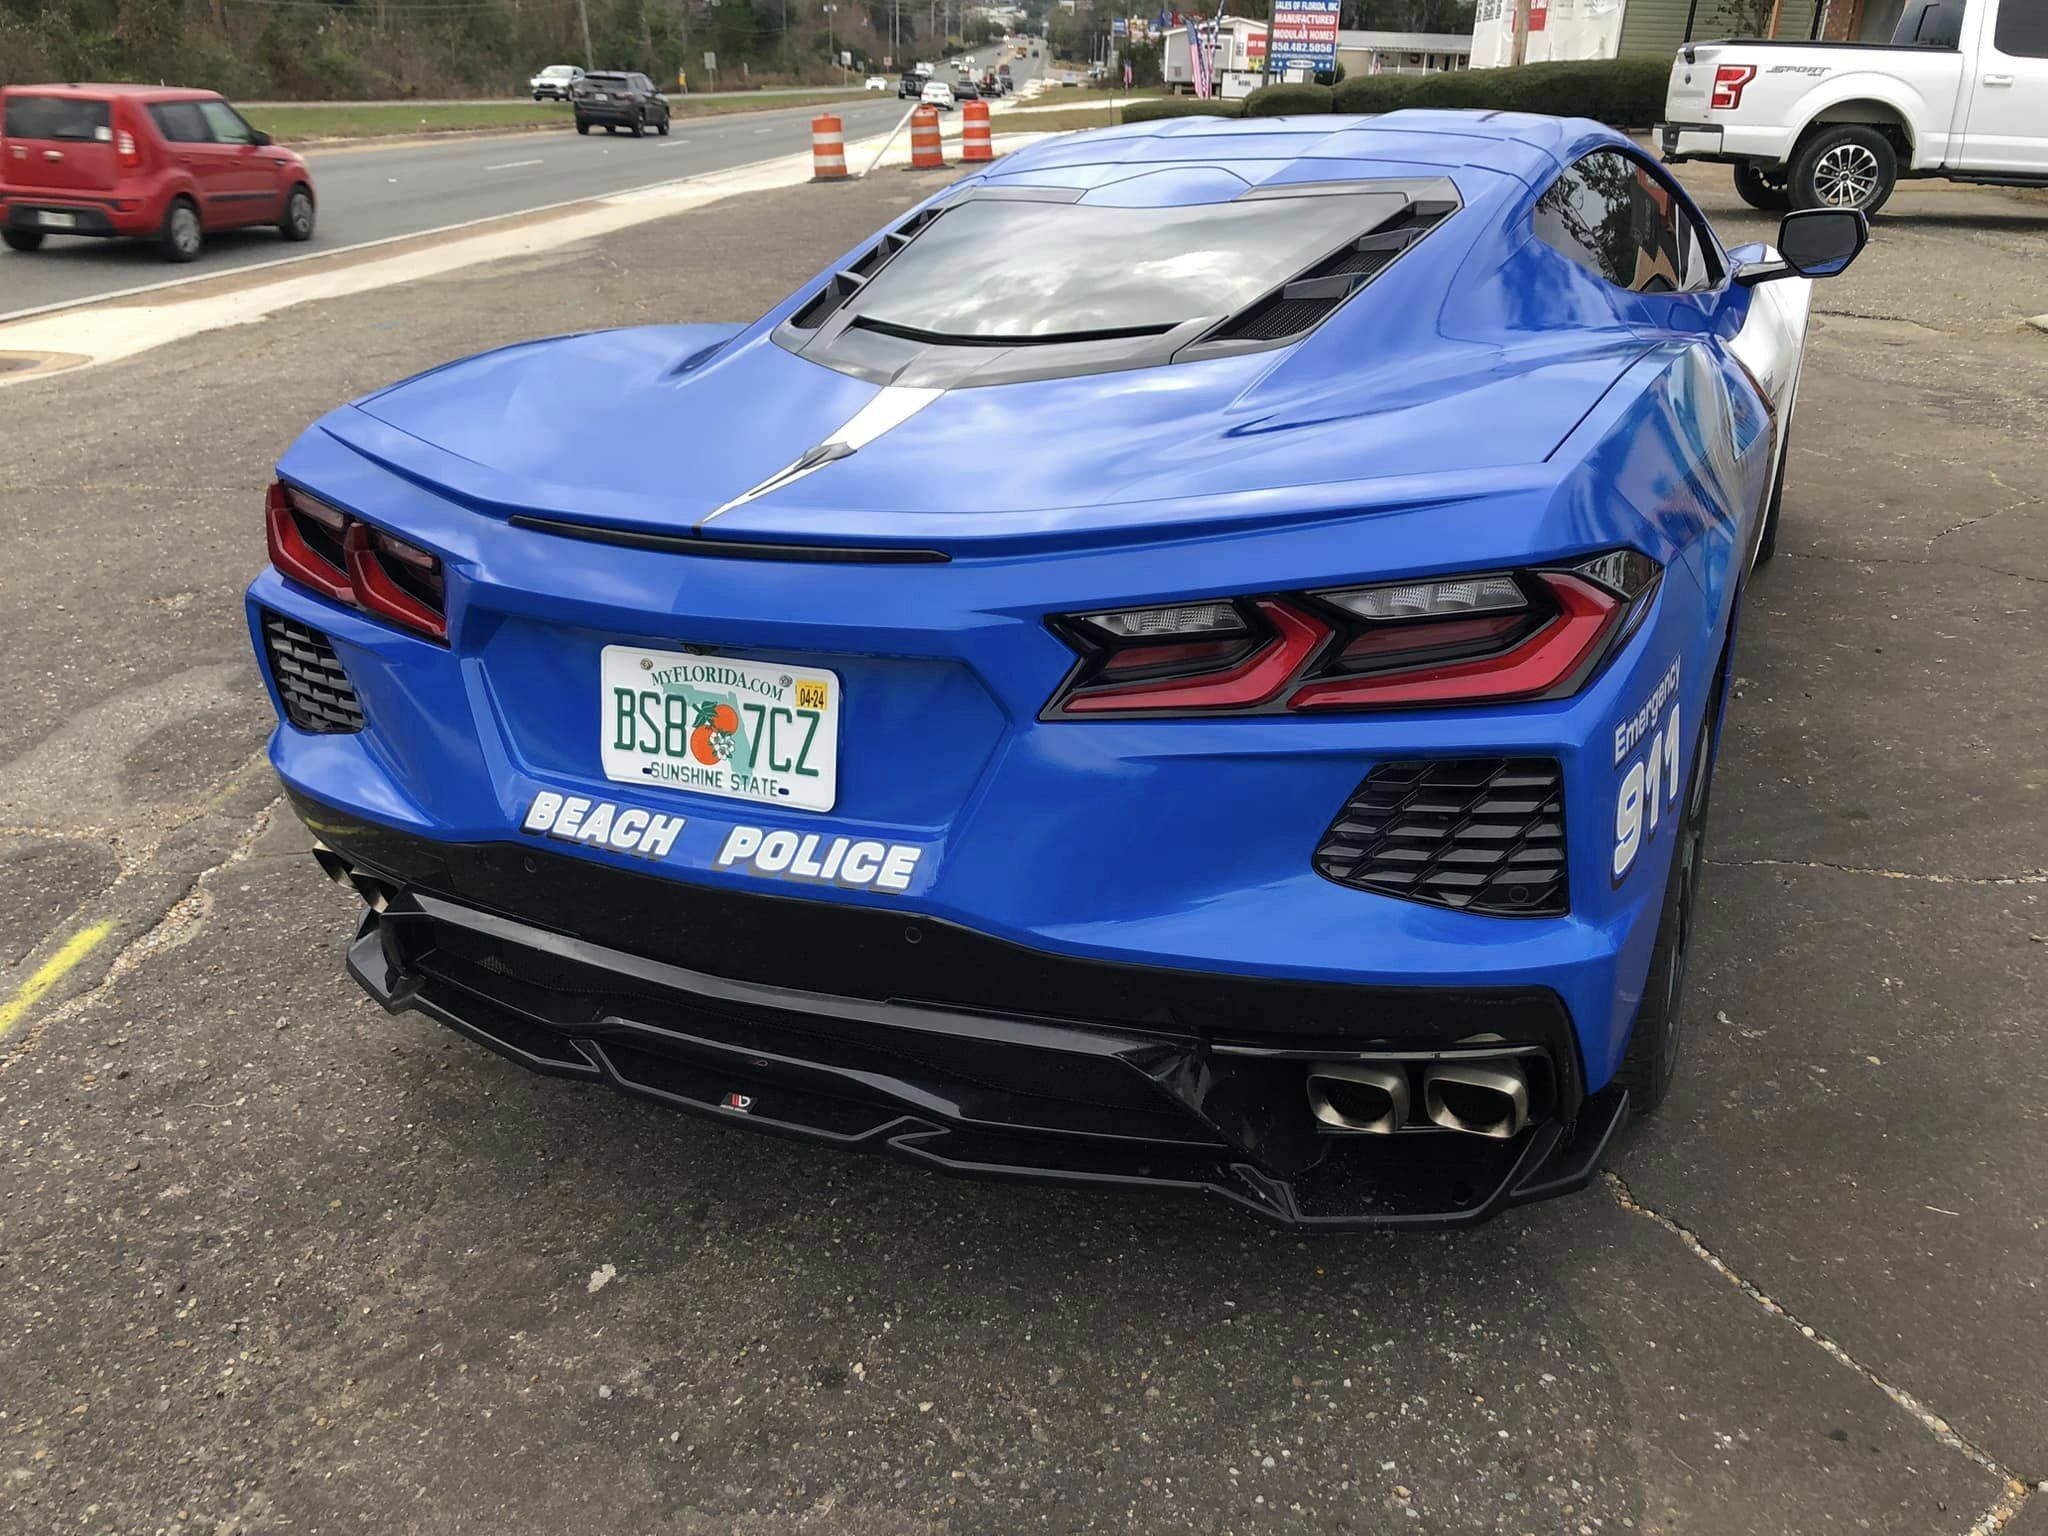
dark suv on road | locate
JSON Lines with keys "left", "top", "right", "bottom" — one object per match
{"left": 898, "top": 72, "right": 924, "bottom": 99}
{"left": 571, "top": 73, "right": 671, "bottom": 137}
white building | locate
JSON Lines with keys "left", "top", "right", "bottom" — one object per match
{"left": 1335, "top": 29, "right": 1473, "bottom": 75}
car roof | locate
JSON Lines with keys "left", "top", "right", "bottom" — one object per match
{"left": 4, "top": 82, "right": 226, "bottom": 102}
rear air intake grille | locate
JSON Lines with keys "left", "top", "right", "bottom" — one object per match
{"left": 1313, "top": 758, "right": 1567, "bottom": 917}
{"left": 1208, "top": 203, "right": 1452, "bottom": 345}
{"left": 260, "top": 612, "right": 364, "bottom": 734}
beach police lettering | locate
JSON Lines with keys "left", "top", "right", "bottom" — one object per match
{"left": 523, "top": 793, "right": 686, "bottom": 860}
{"left": 714, "top": 825, "right": 924, "bottom": 894}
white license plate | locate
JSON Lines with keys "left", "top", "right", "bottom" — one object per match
{"left": 590, "top": 92, "right": 608, "bottom": 100}
{"left": 39, "top": 211, "right": 76, "bottom": 229}
{"left": 600, "top": 646, "right": 839, "bottom": 813}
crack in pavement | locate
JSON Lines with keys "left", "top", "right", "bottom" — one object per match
{"left": 1605, "top": 1173, "right": 2026, "bottom": 1490}
{"left": 1705, "top": 855, "right": 2048, "bottom": 886}
{"left": 1968, "top": 1483, "right": 2044, "bottom": 1536}
{"left": 0, "top": 796, "right": 281, "bottom": 1082}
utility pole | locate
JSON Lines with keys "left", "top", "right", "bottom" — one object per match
{"left": 576, "top": 0, "right": 594, "bottom": 68}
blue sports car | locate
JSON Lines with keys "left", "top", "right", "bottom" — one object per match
{"left": 248, "top": 112, "right": 1865, "bottom": 1227}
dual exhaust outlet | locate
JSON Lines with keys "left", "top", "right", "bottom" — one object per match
{"left": 1307, "top": 1058, "right": 1532, "bottom": 1140}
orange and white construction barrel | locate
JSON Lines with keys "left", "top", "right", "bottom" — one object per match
{"left": 810, "top": 113, "right": 848, "bottom": 180}
{"left": 909, "top": 104, "right": 945, "bottom": 169}
{"left": 961, "top": 98, "right": 993, "bottom": 162}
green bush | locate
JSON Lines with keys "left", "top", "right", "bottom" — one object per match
{"left": 1120, "top": 97, "right": 1244, "bottom": 122}
{"left": 1331, "top": 59, "right": 1671, "bottom": 129}
{"left": 1242, "top": 82, "right": 1332, "bottom": 117}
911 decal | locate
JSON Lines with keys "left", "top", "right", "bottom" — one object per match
{"left": 1613, "top": 657, "right": 1682, "bottom": 884}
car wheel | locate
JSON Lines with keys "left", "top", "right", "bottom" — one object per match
{"left": 1731, "top": 159, "right": 1791, "bottom": 213}
{"left": 630, "top": 110, "right": 644, "bottom": 138}
{"left": 576, "top": 118, "right": 590, "bottom": 135}
{"left": 605, "top": 124, "right": 617, "bottom": 135}
{"left": 1789, "top": 124, "right": 1896, "bottom": 215}
{"left": 1614, "top": 646, "right": 1730, "bottom": 1115}
{"left": 279, "top": 184, "right": 315, "bottom": 242}
{"left": 2, "top": 228, "right": 46, "bottom": 253}
{"left": 657, "top": 112, "right": 670, "bottom": 136}
{"left": 159, "top": 198, "right": 203, "bottom": 263}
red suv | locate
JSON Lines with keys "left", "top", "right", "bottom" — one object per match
{"left": 1, "top": 84, "right": 315, "bottom": 263}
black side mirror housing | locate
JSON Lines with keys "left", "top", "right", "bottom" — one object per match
{"left": 1737, "top": 207, "right": 1869, "bottom": 286}
{"left": 251, "top": 129, "right": 273, "bottom": 147}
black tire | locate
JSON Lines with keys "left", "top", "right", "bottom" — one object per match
{"left": 1731, "top": 159, "right": 1791, "bottom": 213}
{"left": 159, "top": 197, "right": 203, "bottom": 263}
{"left": 657, "top": 111, "right": 670, "bottom": 136}
{"left": 2, "top": 228, "right": 46, "bottom": 252}
{"left": 629, "top": 110, "right": 644, "bottom": 138}
{"left": 1754, "top": 421, "right": 1789, "bottom": 568}
{"left": 1788, "top": 124, "right": 1896, "bottom": 215}
{"left": 576, "top": 118, "right": 590, "bottom": 135}
{"left": 605, "top": 124, "right": 617, "bottom": 135}
{"left": 1615, "top": 650, "right": 1729, "bottom": 1114}
{"left": 279, "top": 184, "right": 315, "bottom": 242}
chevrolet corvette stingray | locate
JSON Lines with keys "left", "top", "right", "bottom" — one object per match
{"left": 247, "top": 112, "right": 1866, "bottom": 1227}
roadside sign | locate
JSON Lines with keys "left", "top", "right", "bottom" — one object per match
{"left": 1269, "top": 0, "right": 1339, "bottom": 70}
{"left": 1111, "top": 16, "right": 1127, "bottom": 34}
{"left": 703, "top": 50, "right": 717, "bottom": 71}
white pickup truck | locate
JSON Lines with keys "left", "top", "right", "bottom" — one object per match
{"left": 1658, "top": 0, "right": 2047, "bottom": 213}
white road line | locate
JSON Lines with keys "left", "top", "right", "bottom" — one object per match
{"left": 753, "top": 127, "right": 774, "bottom": 134}
{"left": 486, "top": 158, "right": 545, "bottom": 171}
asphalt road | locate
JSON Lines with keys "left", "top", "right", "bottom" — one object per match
{"left": 0, "top": 93, "right": 933, "bottom": 322}
{"left": 7, "top": 149, "right": 2043, "bottom": 1533}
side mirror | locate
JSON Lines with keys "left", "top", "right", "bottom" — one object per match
{"left": 1736, "top": 207, "right": 1869, "bottom": 285}
{"left": 250, "top": 129, "right": 273, "bottom": 147}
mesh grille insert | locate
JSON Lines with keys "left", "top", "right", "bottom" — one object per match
{"left": 1313, "top": 758, "right": 1566, "bottom": 916}
{"left": 260, "top": 611, "right": 364, "bottom": 734}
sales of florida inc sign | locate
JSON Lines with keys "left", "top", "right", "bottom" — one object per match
{"left": 1269, "top": 0, "right": 1340, "bottom": 69}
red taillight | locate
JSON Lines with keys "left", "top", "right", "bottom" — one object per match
{"left": 1044, "top": 555, "right": 1657, "bottom": 718}
{"left": 1288, "top": 574, "right": 1619, "bottom": 711}
{"left": 265, "top": 481, "right": 352, "bottom": 603}
{"left": 344, "top": 522, "right": 447, "bottom": 642}
{"left": 1710, "top": 64, "right": 1757, "bottom": 112}
{"left": 264, "top": 480, "right": 448, "bottom": 643}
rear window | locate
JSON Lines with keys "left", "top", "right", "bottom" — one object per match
{"left": 853, "top": 195, "right": 1379, "bottom": 340}
{"left": 584, "top": 74, "right": 631, "bottom": 86}
{"left": 3, "top": 95, "right": 111, "bottom": 142}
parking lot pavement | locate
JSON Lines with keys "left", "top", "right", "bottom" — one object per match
{"left": 2, "top": 163, "right": 2044, "bottom": 1532}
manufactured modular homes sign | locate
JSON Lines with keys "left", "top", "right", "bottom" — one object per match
{"left": 1269, "top": 0, "right": 1340, "bottom": 70}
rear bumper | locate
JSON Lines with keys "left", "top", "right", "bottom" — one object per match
{"left": 2, "top": 198, "right": 131, "bottom": 237}
{"left": 304, "top": 792, "right": 1627, "bottom": 1228}
{"left": 574, "top": 101, "right": 652, "bottom": 124}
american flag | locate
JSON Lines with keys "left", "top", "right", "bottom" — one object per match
{"left": 1187, "top": 15, "right": 1212, "bottom": 98}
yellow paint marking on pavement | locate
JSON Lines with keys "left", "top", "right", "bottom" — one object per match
{"left": 0, "top": 922, "right": 113, "bottom": 1039}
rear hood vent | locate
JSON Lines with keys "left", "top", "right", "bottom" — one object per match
{"left": 1206, "top": 198, "right": 1455, "bottom": 344}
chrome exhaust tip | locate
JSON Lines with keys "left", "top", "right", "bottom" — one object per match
{"left": 1307, "top": 1064, "right": 1410, "bottom": 1136}
{"left": 1422, "top": 1060, "right": 1530, "bottom": 1139}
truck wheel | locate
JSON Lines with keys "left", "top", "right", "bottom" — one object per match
{"left": 1731, "top": 160, "right": 1791, "bottom": 213}
{"left": 1789, "top": 124, "right": 1896, "bottom": 215}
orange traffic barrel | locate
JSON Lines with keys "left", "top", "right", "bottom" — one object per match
{"left": 961, "top": 98, "right": 993, "bottom": 162}
{"left": 810, "top": 113, "right": 847, "bottom": 180}
{"left": 909, "top": 104, "right": 945, "bottom": 169}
